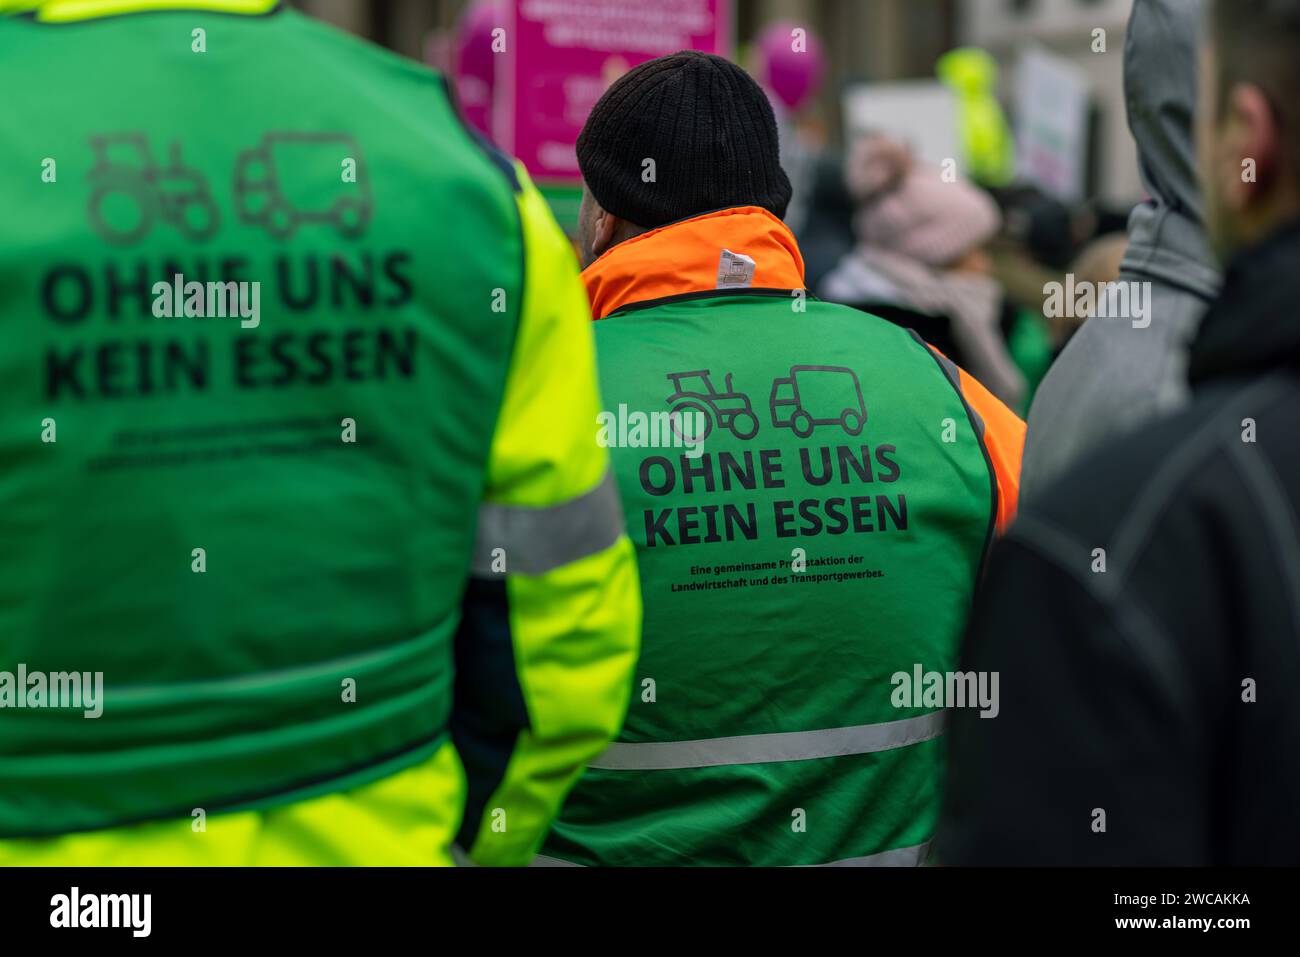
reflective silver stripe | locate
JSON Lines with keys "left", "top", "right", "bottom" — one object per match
{"left": 450, "top": 844, "right": 478, "bottom": 867}
{"left": 587, "top": 711, "right": 945, "bottom": 771}
{"left": 531, "top": 854, "right": 582, "bottom": 867}
{"left": 816, "top": 841, "right": 931, "bottom": 867}
{"left": 472, "top": 469, "right": 624, "bottom": 577}
{"left": 532, "top": 842, "right": 932, "bottom": 868}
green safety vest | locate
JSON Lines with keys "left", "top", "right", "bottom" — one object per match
{"left": 0, "top": 0, "right": 639, "bottom": 859}
{"left": 544, "top": 206, "right": 1004, "bottom": 866}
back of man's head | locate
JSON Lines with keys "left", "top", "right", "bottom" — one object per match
{"left": 576, "top": 50, "right": 792, "bottom": 231}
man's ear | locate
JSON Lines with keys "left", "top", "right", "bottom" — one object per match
{"left": 1224, "top": 82, "right": 1282, "bottom": 215}
{"left": 591, "top": 207, "right": 621, "bottom": 261}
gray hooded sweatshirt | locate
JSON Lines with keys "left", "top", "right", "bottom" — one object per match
{"left": 1019, "top": 0, "right": 1222, "bottom": 501}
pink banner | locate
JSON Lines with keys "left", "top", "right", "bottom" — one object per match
{"left": 497, "top": 0, "right": 732, "bottom": 184}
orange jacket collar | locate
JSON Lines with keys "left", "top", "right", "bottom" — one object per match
{"left": 581, "top": 205, "right": 806, "bottom": 321}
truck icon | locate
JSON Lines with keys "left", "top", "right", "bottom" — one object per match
{"left": 769, "top": 365, "right": 867, "bottom": 437}
{"left": 665, "top": 370, "right": 760, "bottom": 441}
{"left": 234, "top": 132, "right": 372, "bottom": 240}
{"left": 87, "top": 133, "right": 220, "bottom": 244}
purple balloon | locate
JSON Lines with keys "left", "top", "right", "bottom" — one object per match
{"left": 757, "top": 20, "right": 825, "bottom": 112}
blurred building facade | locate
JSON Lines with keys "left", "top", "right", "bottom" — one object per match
{"left": 293, "top": 0, "right": 957, "bottom": 138}
{"left": 293, "top": 0, "right": 1142, "bottom": 204}
{"left": 959, "top": 0, "right": 1140, "bottom": 203}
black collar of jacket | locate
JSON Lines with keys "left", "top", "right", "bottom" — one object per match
{"left": 1189, "top": 216, "right": 1300, "bottom": 386}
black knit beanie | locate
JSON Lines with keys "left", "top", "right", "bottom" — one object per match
{"left": 576, "top": 51, "right": 793, "bottom": 229}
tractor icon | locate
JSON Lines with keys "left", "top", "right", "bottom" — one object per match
{"left": 234, "top": 132, "right": 372, "bottom": 240}
{"left": 665, "top": 370, "right": 760, "bottom": 441}
{"left": 769, "top": 365, "right": 867, "bottom": 437}
{"left": 87, "top": 133, "right": 220, "bottom": 244}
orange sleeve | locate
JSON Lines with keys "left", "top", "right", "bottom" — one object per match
{"left": 927, "top": 345, "right": 1025, "bottom": 534}
{"left": 957, "top": 365, "right": 1025, "bottom": 534}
